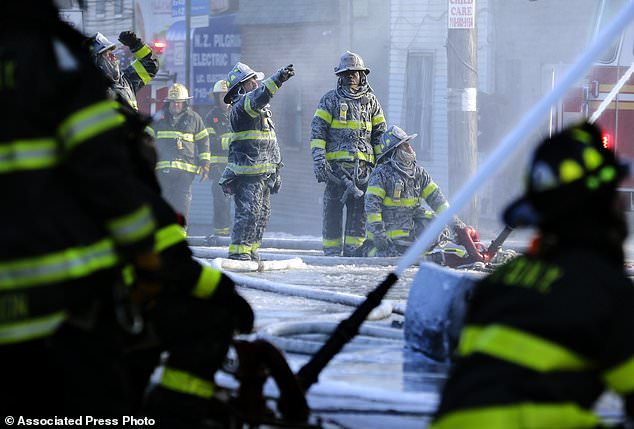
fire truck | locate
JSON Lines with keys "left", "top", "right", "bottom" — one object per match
{"left": 551, "top": 0, "right": 634, "bottom": 208}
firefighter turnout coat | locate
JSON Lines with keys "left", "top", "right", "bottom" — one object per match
{"left": 365, "top": 161, "right": 453, "bottom": 256}
{"left": 431, "top": 247, "right": 634, "bottom": 428}
{"left": 0, "top": 23, "right": 157, "bottom": 347}
{"left": 310, "top": 88, "right": 386, "bottom": 256}
{"left": 110, "top": 43, "right": 159, "bottom": 110}
{"left": 149, "top": 108, "right": 210, "bottom": 218}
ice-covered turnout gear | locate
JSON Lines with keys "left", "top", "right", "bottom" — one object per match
{"left": 431, "top": 122, "right": 634, "bottom": 429}
{"left": 311, "top": 52, "right": 386, "bottom": 256}
{"left": 364, "top": 126, "right": 474, "bottom": 261}
{"left": 88, "top": 31, "right": 159, "bottom": 110}
{"left": 148, "top": 86, "right": 210, "bottom": 222}
{"left": 220, "top": 63, "right": 293, "bottom": 260}
{"left": 204, "top": 101, "right": 232, "bottom": 236}
{"left": 0, "top": 4, "right": 160, "bottom": 414}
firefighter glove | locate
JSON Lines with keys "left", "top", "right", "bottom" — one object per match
{"left": 270, "top": 172, "right": 282, "bottom": 194}
{"left": 119, "top": 31, "right": 144, "bottom": 51}
{"left": 275, "top": 64, "right": 295, "bottom": 83}
{"left": 313, "top": 159, "right": 332, "bottom": 183}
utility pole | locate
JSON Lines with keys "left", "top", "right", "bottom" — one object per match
{"left": 185, "top": 0, "right": 191, "bottom": 91}
{"left": 447, "top": 0, "right": 478, "bottom": 226}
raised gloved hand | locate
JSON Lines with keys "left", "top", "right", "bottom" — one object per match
{"left": 275, "top": 64, "right": 295, "bottom": 83}
{"left": 313, "top": 159, "right": 332, "bottom": 183}
{"left": 118, "top": 31, "right": 143, "bottom": 51}
{"left": 374, "top": 234, "right": 392, "bottom": 252}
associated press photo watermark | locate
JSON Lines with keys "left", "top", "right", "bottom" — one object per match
{"left": 4, "top": 415, "right": 156, "bottom": 427}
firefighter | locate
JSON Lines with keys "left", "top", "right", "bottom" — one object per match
{"left": 87, "top": 30, "right": 159, "bottom": 111}
{"left": 204, "top": 79, "right": 233, "bottom": 237}
{"left": 149, "top": 83, "right": 210, "bottom": 226}
{"left": 311, "top": 51, "right": 387, "bottom": 256}
{"left": 0, "top": 1, "right": 163, "bottom": 415}
{"left": 219, "top": 62, "right": 294, "bottom": 261}
{"left": 431, "top": 122, "right": 634, "bottom": 429}
{"left": 364, "top": 125, "right": 481, "bottom": 265}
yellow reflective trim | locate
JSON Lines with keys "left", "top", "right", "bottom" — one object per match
{"left": 386, "top": 229, "right": 409, "bottom": 239}
{"left": 0, "top": 311, "right": 67, "bottom": 345}
{"left": 311, "top": 139, "right": 326, "bottom": 149}
{"left": 314, "top": 109, "right": 332, "bottom": 123}
{"left": 436, "top": 201, "right": 449, "bottom": 213}
{"left": 155, "top": 161, "right": 199, "bottom": 173}
{"left": 366, "top": 232, "right": 375, "bottom": 239}
{"left": 368, "top": 247, "right": 377, "bottom": 257}
{"left": 459, "top": 324, "right": 593, "bottom": 372}
{"left": 160, "top": 367, "right": 214, "bottom": 399}
{"left": 244, "top": 96, "right": 259, "bottom": 118}
{"left": 559, "top": 159, "right": 584, "bottom": 184}
{"left": 325, "top": 150, "right": 374, "bottom": 163}
{"left": 220, "top": 133, "right": 231, "bottom": 150}
{"left": 384, "top": 197, "right": 418, "bottom": 207}
{"left": 603, "top": 356, "right": 634, "bottom": 394}
{"left": 231, "top": 129, "right": 276, "bottom": 141}
{"left": 344, "top": 236, "right": 365, "bottom": 246}
{"left": 422, "top": 182, "right": 438, "bottom": 199}
{"left": 134, "top": 45, "right": 152, "bottom": 59}
{"left": 192, "top": 266, "right": 222, "bottom": 298}
{"left": 145, "top": 126, "right": 155, "bottom": 138}
{"left": 367, "top": 186, "right": 386, "bottom": 198}
{"left": 0, "top": 239, "right": 117, "bottom": 289}
{"left": 322, "top": 238, "right": 341, "bottom": 248}
{"left": 210, "top": 156, "right": 228, "bottom": 164}
{"left": 367, "top": 212, "right": 382, "bottom": 223}
{"left": 156, "top": 131, "right": 194, "bottom": 142}
{"left": 199, "top": 152, "right": 211, "bottom": 161}
{"left": 0, "top": 139, "right": 58, "bottom": 173}
{"left": 155, "top": 224, "right": 186, "bottom": 252}
{"left": 430, "top": 402, "right": 599, "bottom": 429}
{"left": 58, "top": 100, "right": 125, "bottom": 149}
{"left": 264, "top": 78, "right": 279, "bottom": 95}
{"left": 206, "top": 127, "right": 217, "bottom": 135}
{"left": 372, "top": 115, "right": 385, "bottom": 126}
{"left": 229, "top": 244, "right": 252, "bottom": 254}
{"left": 107, "top": 204, "right": 155, "bottom": 245}
{"left": 131, "top": 60, "right": 152, "bottom": 84}
{"left": 331, "top": 119, "right": 372, "bottom": 130}
{"left": 226, "top": 162, "right": 278, "bottom": 175}
{"left": 195, "top": 128, "right": 209, "bottom": 140}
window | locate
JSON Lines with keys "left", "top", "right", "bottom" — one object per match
{"left": 404, "top": 52, "right": 434, "bottom": 160}
{"left": 95, "top": 0, "right": 106, "bottom": 16}
{"left": 114, "top": 0, "right": 123, "bottom": 16}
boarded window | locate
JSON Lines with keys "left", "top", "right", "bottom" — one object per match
{"left": 404, "top": 52, "right": 433, "bottom": 160}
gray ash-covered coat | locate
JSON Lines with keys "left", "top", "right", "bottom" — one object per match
{"left": 109, "top": 44, "right": 159, "bottom": 110}
{"left": 220, "top": 76, "right": 283, "bottom": 185}
{"left": 365, "top": 161, "right": 451, "bottom": 241}
{"left": 310, "top": 89, "right": 386, "bottom": 165}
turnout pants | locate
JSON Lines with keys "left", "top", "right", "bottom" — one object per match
{"left": 210, "top": 165, "right": 231, "bottom": 236}
{"left": 322, "top": 176, "right": 368, "bottom": 257}
{"left": 229, "top": 175, "right": 271, "bottom": 258}
{"left": 157, "top": 169, "right": 195, "bottom": 223}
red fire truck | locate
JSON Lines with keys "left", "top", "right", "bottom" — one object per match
{"left": 552, "top": 0, "right": 634, "bottom": 207}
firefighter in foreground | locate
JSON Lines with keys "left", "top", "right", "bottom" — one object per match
{"left": 431, "top": 122, "right": 634, "bottom": 429}
{"left": 311, "top": 51, "right": 387, "bottom": 256}
{"left": 204, "top": 79, "right": 233, "bottom": 237}
{"left": 220, "top": 62, "right": 294, "bottom": 261}
{"left": 1, "top": 2, "right": 253, "bottom": 424}
{"left": 364, "top": 125, "right": 481, "bottom": 265}
{"left": 87, "top": 30, "right": 159, "bottom": 110}
{"left": 149, "top": 83, "right": 210, "bottom": 225}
